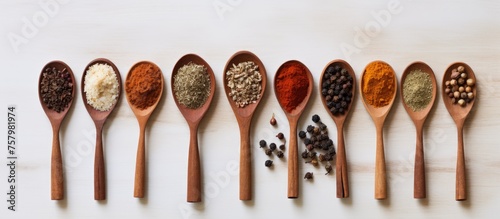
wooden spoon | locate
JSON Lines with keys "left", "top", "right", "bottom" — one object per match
{"left": 81, "top": 58, "right": 122, "bottom": 200}
{"left": 223, "top": 51, "right": 267, "bottom": 201}
{"left": 442, "top": 62, "right": 476, "bottom": 201}
{"left": 400, "top": 62, "right": 437, "bottom": 199}
{"left": 274, "top": 60, "right": 313, "bottom": 199}
{"left": 319, "top": 59, "right": 356, "bottom": 198}
{"left": 125, "top": 61, "right": 164, "bottom": 198}
{"left": 171, "top": 54, "right": 216, "bottom": 203}
{"left": 360, "top": 60, "right": 397, "bottom": 200}
{"left": 38, "top": 60, "right": 75, "bottom": 200}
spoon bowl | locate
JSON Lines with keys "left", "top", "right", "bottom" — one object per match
{"left": 171, "top": 54, "right": 216, "bottom": 202}
{"left": 38, "top": 60, "right": 75, "bottom": 200}
{"left": 274, "top": 60, "right": 313, "bottom": 199}
{"left": 360, "top": 60, "right": 397, "bottom": 200}
{"left": 400, "top": 61, "right": 437, "bottom": 199}
{"left": 81, "top": 58, "right": 122, "bottom": 200}
{"left": 223, "top": 51, "right": 267, "bottom": 200}
{"left": 442, "top": 62, "right": 476, "bottom": 201}
{"left": 125, "top": 61, "right": 164, "bottom": 198}
{"left": 319, "top": 59, "right": 356, "bottom": 198}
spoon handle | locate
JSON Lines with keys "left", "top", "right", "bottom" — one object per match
{"left": 187, "top": 125, "right": 201, "bottom": 202}
{"left": 133, "top": 125, "right": 146, "bottom": 198}
{"left": 94, "top": 125, "right": 106, "bottom": 200}
{"left": 336, "top": 125, "right": 349, "bottom": 198}
{"left": 239, "top": 120, "right": 252, "bottom": 201}
{"left": 375, "top": 125, "right": 387, "bottom": 200}
{"left": 456, "top": 124, "right": 466, "bottom": 201}
{"left": 288, "top": 120, "right": 299, "bottom": 199}
{"left": 414, "top": 125, "right": 426, "bottom": 199}
{"left": 51, "top": 125, "right": 64, "bottom": 200}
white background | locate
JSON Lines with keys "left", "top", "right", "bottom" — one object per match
{"left": 1, "top": 0, "right": 500, "bottom": 218}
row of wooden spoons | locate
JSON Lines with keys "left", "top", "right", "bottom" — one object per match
{"left": 38, "top": 53, "right": 476, "bottom": 202}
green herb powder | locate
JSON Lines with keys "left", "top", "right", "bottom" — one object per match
{"left": 173, "top": 62, "right": 210, "bottom": 109}
{"left": 403, "top": 69, "right": 433, "bottom": 111}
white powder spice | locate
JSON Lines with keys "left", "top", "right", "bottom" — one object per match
{"left": 84, "top": 63, "right": 119, "bottom": 111}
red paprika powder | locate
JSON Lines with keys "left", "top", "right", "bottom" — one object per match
{"left": 275, "top": 62, "right": 309, "bottom": 112}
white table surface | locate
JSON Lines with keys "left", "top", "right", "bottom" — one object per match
{"left": 1, "top": 0, "right": 499, "bottom": 218}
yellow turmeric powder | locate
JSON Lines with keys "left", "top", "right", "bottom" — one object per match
{"left": 362, "top": 61, "right": 396, "bottom": 107}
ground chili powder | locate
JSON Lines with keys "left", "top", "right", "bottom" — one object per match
{"left": 126, "top": 63, "right": 162, "bottom": 110}
{"left": 275, "top": 62, "right": 309, "bottom": 112}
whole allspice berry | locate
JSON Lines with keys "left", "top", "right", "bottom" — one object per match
{"left": 270, "top": 114, "right": 277, "bottom": 126}
{"left": 276, "top": 132, "right": 284, "bottom": 140}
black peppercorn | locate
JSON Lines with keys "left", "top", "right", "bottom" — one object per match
{"left": 306, "top": 125, "right": 314, "bottom": 133}
{"left": 312, "top": 114, "right": 320, "bottom": 123}
{"left": 269, "top": 143, "right": 277, "bottom": 151}
{"left": 276, "top": 150, "right": 284, "bottom": 158}
{"left": 324, "top": 153, "right": 333, "bottom": 161}
{"left": 298, "top": 131, "right": 306, "bottom": 139}
{"left": 301, "top": 149, "right": 309, "bottom": 159}
{"left": 265, "top": 160, "right": 273, "bottom": 167}
{"left": 276, "top": 132, "right": 284, "bottom": 140}
{"left": 308, "top": 151, "right": 317, "bottom": 158}
{"left": 306, "top": 144, "right": 314, "bottom": 151}
{"left": 307, "top": 157, "right": 318, "bottom": 166}
{"left": 318, "top": 154, "right": 325, "bottom": 162}
{"left": 259, "top": 140, "right": 266, "bottom": 148}
{"left": 319, "top": 123, "right": 327, "bottom": 131}
{"left": 303, "top": 138, "right": 311, "bottom": 145}
{"left": 325, "top": 163, "right": 333, "bottom": 175}
{"left": 265, "top": 148, "right": 272, "bottom": 156}
{"left": 279, "top": 144, "right": 285, "bottom": 150}
{"left": 304, "top": 172, "right": 313, "bottom": 180}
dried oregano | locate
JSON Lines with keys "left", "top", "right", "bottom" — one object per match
{"left": 173, "top": 62, "right": 210, "bottom": 109}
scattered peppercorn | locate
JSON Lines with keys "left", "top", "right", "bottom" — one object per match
{"left": 318, "top": 154, "right": 325, "bottom": 162}
{"left": 312, "top": 114, "right": 320, "bottom": 123}
{"left": 276, "top": 132, "right": 284, "bottom": 140}
{"left": 308, "top": 151, "right": 317, "bottom": 158}
{"left": 298, "top": 131, "right": 306, "bottom": 139}
{"left": 306, "top": 125, "right": 314, "bottom": 133}
{"left": 276, "top": 150, "right": 284, "bottom": 158}
{"left": 279, "top": 144, "right": 285, "bottom": 150}
{"left": 325, "top": 163, "right": 333, "bottom": 175}
{"left": 300, "top": 114, "right": 336, "bottom": 175}
{"left": 269, "top": 143, "right": 277, "bottom": 151}
{"left": 270, "top": 114, "right": 277, "bottom": 126}
{"left": 265, "top": 160, "right": 273, "bottom": 167}
{"left": 301, "top": 149, "right": 309, "bottom": 159}
{"left": 259, "top": 140, "right": 266, "bottom": 148}
{"left": 265, "top": 148, "right": 272, "bottom": 156}
{"left": 304, "top": 172, "right": 313, "bottom": 180}
{"left": 306, "top": 157, "right": 319, "bottom": 166}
